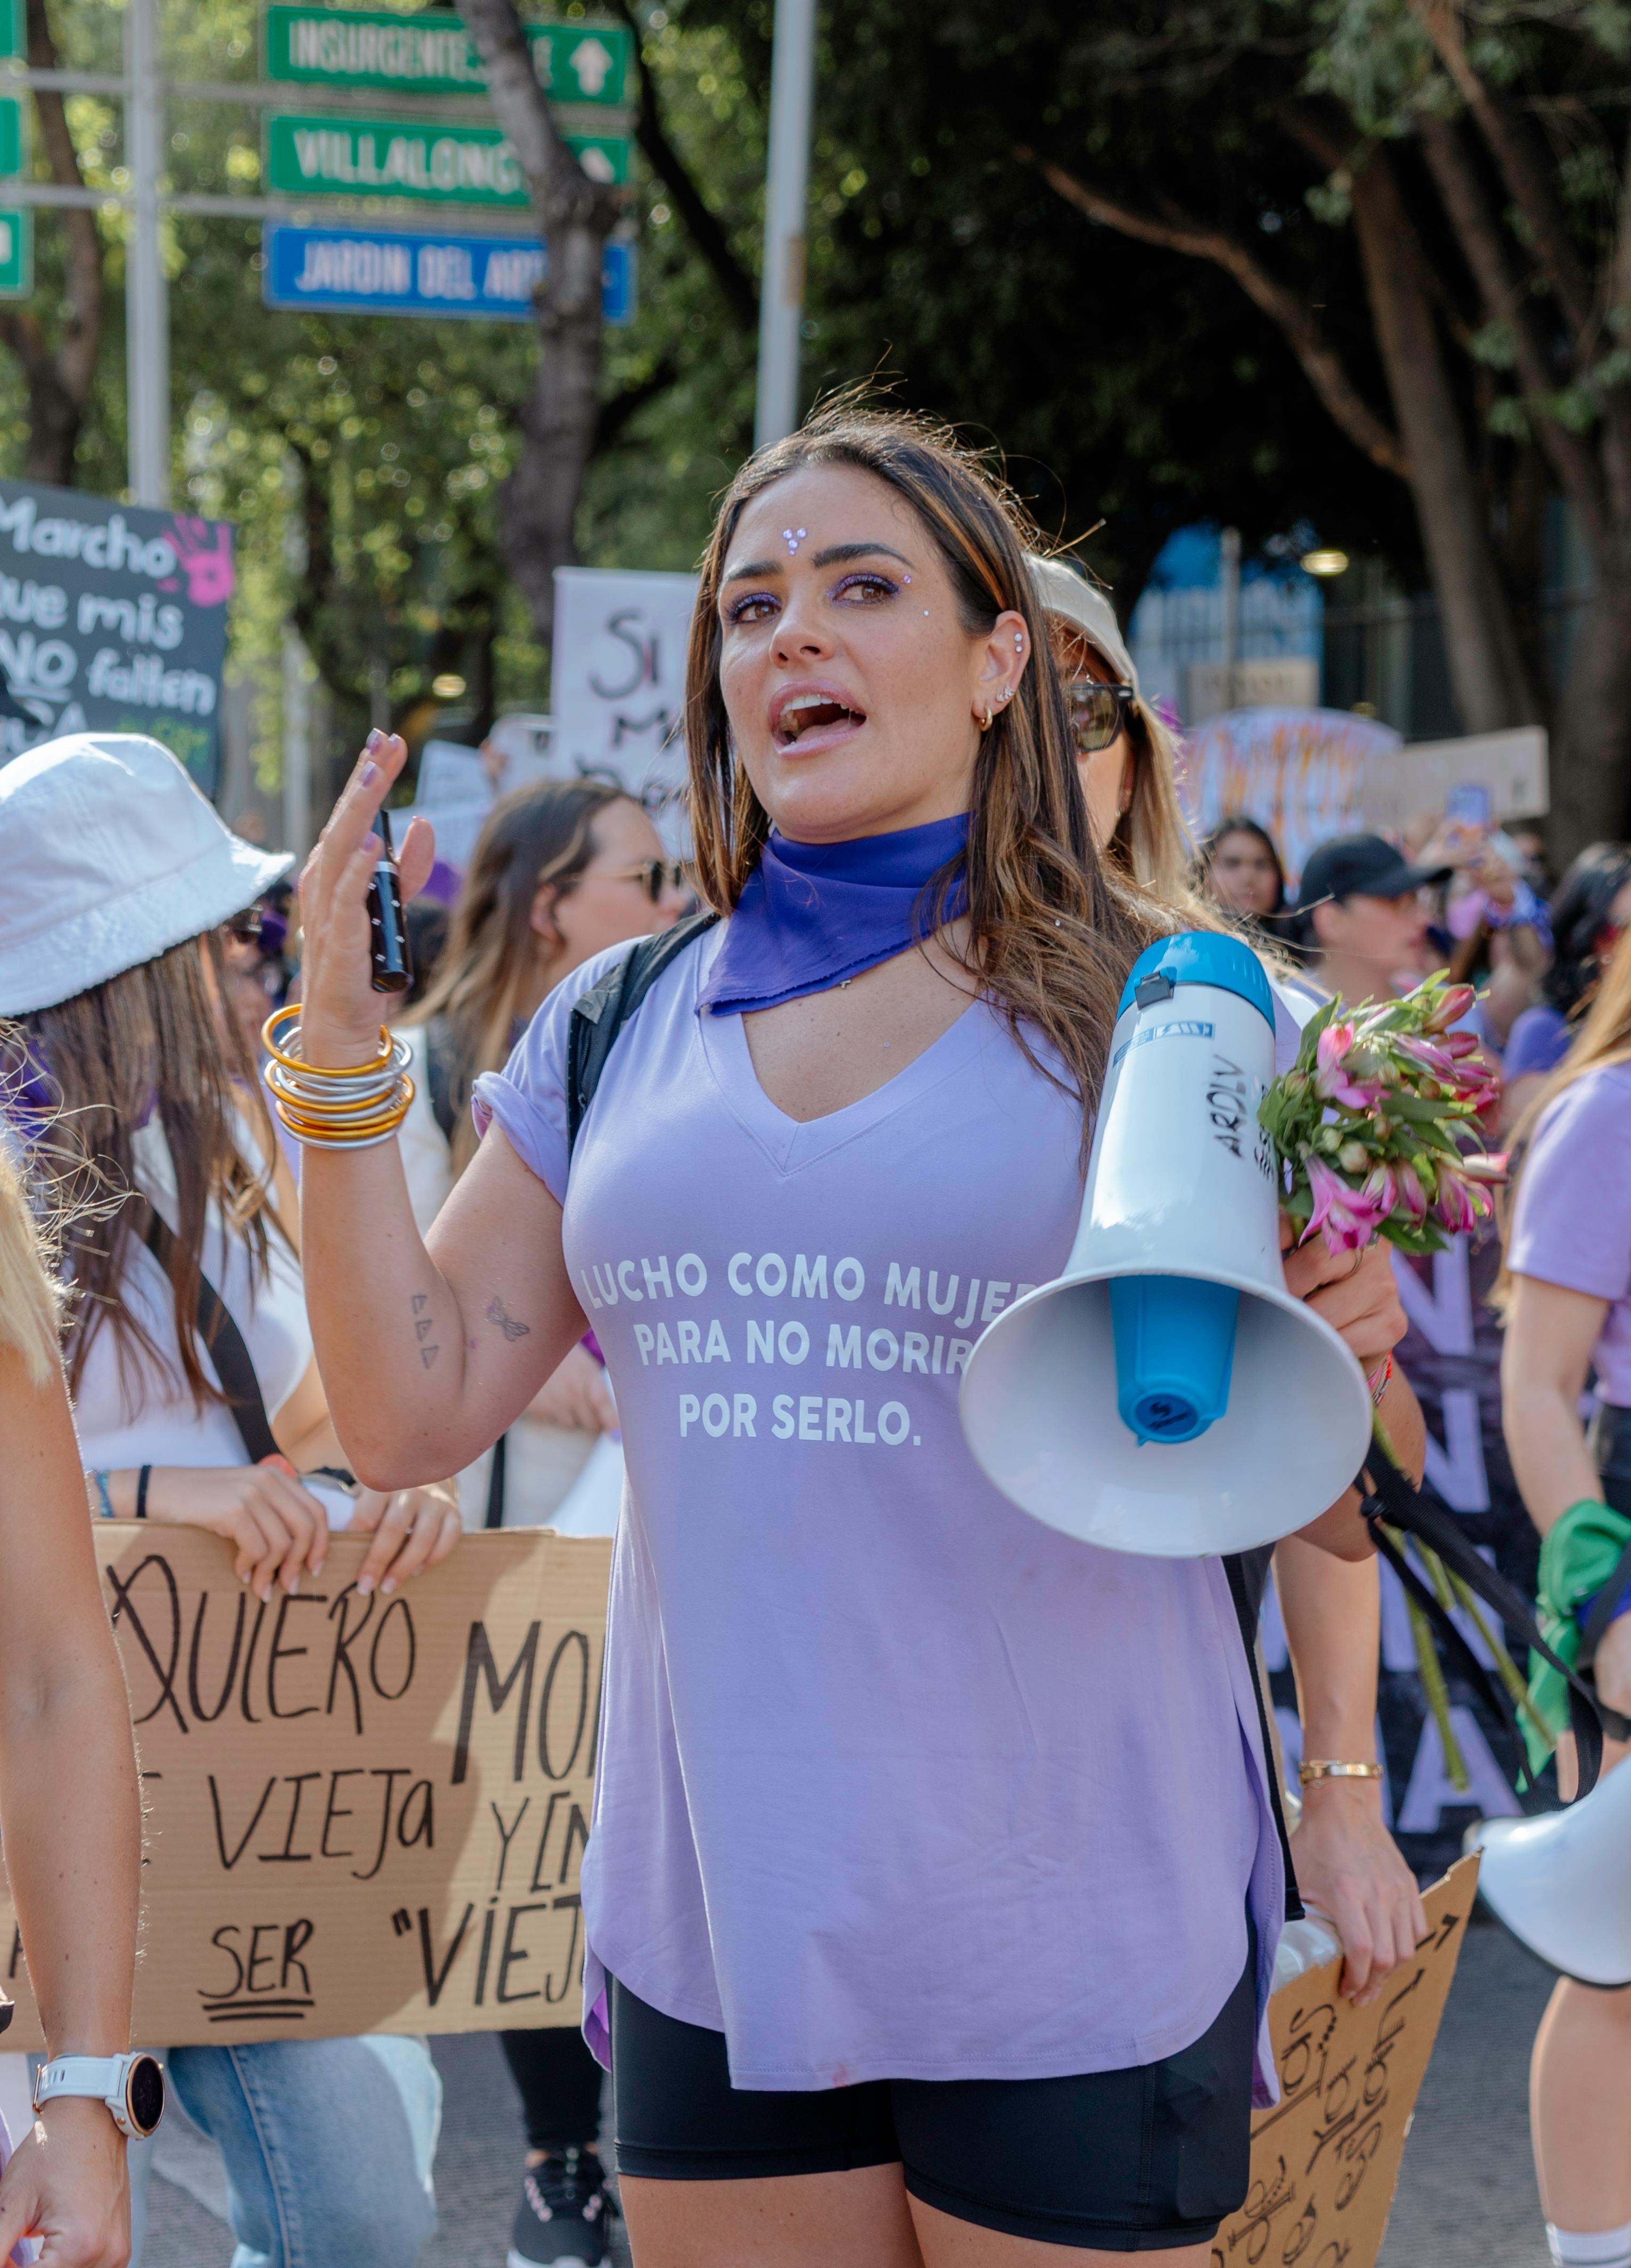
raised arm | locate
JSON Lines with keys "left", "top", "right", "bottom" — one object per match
{"left": 296, "top": 734, "right": 587, "bottom": 1488}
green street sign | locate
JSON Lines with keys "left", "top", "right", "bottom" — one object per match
{"left": 263, "top": 8, "right": 632, "bottom": 108}
{"left": 266, "top": 112, "right": 628, "bottom": 202}
{"left": 0, "top": 208, "right": 31, "bottom": 298}
{"left": 0, "top": 97, "right": 25, "bottom": 180}
{"left": 0, "top": 2, "right": 21, "bottom": 63}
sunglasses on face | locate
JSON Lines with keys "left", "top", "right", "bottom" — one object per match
{"left": 606, "top": 859, "right": 686, "bottom": 903}
{"left": 1067, "top": 681, "right": 1138, "bottom": 757}
{"left": 222, "top": 909, "right": 263, "bottom": 943}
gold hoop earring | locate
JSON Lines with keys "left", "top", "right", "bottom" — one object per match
{"left": 978, "top": 704, "right": 993, "bottom": 733}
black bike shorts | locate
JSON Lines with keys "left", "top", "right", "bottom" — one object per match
{"left": 609, "top": 1938, "right": 1257, "bottom": 2253}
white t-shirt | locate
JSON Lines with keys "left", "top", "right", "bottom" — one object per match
{"left": 73, "top": 1119, "right": 312, "bottom": 1471}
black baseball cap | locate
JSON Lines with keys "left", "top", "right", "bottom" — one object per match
{"left": 1294, "top": 832, "right": 1454, "bottom": 913}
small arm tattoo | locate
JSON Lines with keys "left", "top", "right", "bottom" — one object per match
{"left": 409, "top": 1292, "right": 439, "bottom": 1369}
{"left": 485, "top": 1296, "right": 531, "bottom": 1342}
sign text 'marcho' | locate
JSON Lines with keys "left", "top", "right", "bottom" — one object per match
{"left": 264, "top": 7, "right": 632, "bottom": 106}
{"left": 266, "top": 112, "right": 628, "bottom": 200}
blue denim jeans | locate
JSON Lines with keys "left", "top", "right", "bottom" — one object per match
{"left": 131, "top": 2036, "right": 440, "bottom": 2268}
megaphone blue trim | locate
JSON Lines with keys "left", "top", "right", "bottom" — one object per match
{"left": 1117, "top": 932, "right": 1274, "bottom": 1027}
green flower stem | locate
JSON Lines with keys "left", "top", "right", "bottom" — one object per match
{"left": 1404, "top": 1580, "right": 1470, "bottom": 1792}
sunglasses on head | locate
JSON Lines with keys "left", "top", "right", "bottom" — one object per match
{"left": 1067, "top": 681, "right": 1138, "bottom": 757}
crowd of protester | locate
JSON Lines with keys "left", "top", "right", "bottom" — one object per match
{"left": 0, "top": 409, "right": 1626, "bottom": 2268}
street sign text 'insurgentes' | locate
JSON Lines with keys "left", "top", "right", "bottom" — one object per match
{"left": 263, "top": 7, "right": 632, "bottom": 106}
{"left": 265, "top": 112, "right": 628, "bottom": 200}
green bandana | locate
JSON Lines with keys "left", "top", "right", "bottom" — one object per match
{"left": 1525, "top": 1497, "right": 1631, "bottom": 1770}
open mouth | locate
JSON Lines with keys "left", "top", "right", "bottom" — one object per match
{"left": 773, "top": 693, "right": 867, "bottom": 749}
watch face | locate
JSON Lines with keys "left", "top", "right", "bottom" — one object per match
{"left": 126, "top": 2055, "right": 164, "bottom": 2137}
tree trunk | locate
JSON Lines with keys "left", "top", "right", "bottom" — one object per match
{"left": 462, "top": 0, "right": 618, "bottom": 654}
{"left": 1552, "top": 537, "right": 1631, "bottom": 854}
{"left": 0, "top": 0, "right": 103, "bottom": 487}
{"left": 1348, "top": 149, "right": 1538, "bottom": 736}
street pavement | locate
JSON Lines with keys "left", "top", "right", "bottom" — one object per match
{"left": 142, "top": 1914, "right": 1556, "bottom": 2268}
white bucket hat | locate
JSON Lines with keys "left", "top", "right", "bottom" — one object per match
{"left": 0, "top": 733, "right": 294, "bottom": 1016}
{"left": 1026, "top": 554, "right": 1141, "bottom": 697}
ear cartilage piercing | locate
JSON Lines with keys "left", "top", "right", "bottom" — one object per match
{"left": 781, "top": 527, "right": 807, "bottom": 555}
{"left": 1014, "top": 634, "right": 1023, "bottom": 651}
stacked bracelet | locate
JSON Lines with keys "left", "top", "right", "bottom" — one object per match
{"left": 262, "top": 1008, "right": 415, "bottom": 1150}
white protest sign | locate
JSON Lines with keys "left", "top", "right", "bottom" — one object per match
{"left": 551, "top": 566, "right": 698, "bottom": 826}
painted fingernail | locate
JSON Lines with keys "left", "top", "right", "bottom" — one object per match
{"left": 366, "top": 726, "right": 385, "bottom": 752}
{"left": 284, "top": 1572, "right": 300, "bottom": 1594}
{"left": 357, "top": 1574, "right": 375, "bottom": 1596}
{"left": 360, "top": 759, "right": 380, "bottom": 786}
{"left": 382, "top": 1577, "right": 398, "bottom": 1595}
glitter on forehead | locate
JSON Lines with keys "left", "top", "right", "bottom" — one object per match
{"left": 782, "top": 527, "right": 808, "bottom": 554}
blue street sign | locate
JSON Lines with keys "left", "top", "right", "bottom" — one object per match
{"left": 261, "top": 224, "right": 636, "bottom": 325}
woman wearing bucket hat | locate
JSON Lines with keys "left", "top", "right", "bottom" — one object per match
{"left": 0, "top": 1114, "right": 141, "bottom": 2265}
{"left": 0, "top": 733, "right": 456, "bottom": 2268}
{"left": 1027, "top": 554, "right": 1428, "bottom": 2015}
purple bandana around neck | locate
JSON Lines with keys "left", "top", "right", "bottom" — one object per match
{"left": 697, "top": 812, "right": 971, "bottom": 1017}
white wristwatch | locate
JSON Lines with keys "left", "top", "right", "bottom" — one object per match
{"left": 33, "top": 2053, "right": 165, "bottom": 2139}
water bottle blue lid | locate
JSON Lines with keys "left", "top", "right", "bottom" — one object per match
{"left": 1116, "top": 930, "right": 1274, "bottom": 1028}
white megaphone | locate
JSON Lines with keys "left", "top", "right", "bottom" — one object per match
{"left": 960, "top": 932, "right": 1373, "bottom": 1557}
{"left": 1469, "top": 1768, "right": 1631, "bottom": 1985}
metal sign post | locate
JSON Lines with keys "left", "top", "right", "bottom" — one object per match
{"left": 126, "top": 0, "right": 170, "bottom": 509}
{"left": 754, "top": 0, "right": 816, "bottom": 451}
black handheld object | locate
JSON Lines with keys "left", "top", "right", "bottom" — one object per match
{"left": 367, "top": 805, "right": 413, "bottom": 995}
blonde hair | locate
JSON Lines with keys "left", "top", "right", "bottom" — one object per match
{"left": 0, "top": 1033, "right": 63, "bottom": 1386}
{"left": 684, "top": 401, "right": 1187, "bottom": 1119}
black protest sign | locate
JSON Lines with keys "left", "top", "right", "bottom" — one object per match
{"left": 0, "top": 478, "right": 233, "bottom": 790}
{"left": 0, "top": 1527, "right": 609, "bottom": 2047}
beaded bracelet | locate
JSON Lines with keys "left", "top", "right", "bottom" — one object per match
{"left": 261, "top": 1007, "right": 415, "bottom": 1149}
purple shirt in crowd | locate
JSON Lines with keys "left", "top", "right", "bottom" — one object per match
{"left": 475, "top": 926, "right": 1284, "bottom": 2098}
{"left": 1509, "top": 1060, "right": 1631, "bottom": 1406}
{"left": 1502, "top": 1002, "right": 1572, "bottom": 1082}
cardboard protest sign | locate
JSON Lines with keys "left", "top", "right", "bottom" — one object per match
{"left": 1177, "top": 707, "right": 1402, "bottom": 891}
{"left": 0, "top": 478, "right": 234, "bottom": 789}
{"left": 550, "top": 564, "right": 698, "bottom": 837}
{"left": 0, "top": 1527, "right": 610, "bottom": 2048}
{"left": 1212, "top": 1856, "right": 1478, "bottom": 2268}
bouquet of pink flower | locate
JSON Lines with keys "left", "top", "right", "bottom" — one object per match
{"left": 1257, "top": 974, "right": 1507, "bottom": 1258}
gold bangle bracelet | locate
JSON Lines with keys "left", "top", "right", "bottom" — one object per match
{"left": 271, "top": 1086, "right": 415, "bottom": 1145}
{"left": 262, "top": 1006, "right": 394, "bottom": 1078}
{"left": 1298, "top": 1759, "right": 1384, "bottom": 1785}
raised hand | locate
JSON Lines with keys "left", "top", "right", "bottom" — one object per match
{"left": 296, "top": 730, "right": 437, "bottom": 1068}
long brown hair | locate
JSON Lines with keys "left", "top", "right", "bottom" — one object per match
{"left": 685, "top": 403, "right": 1180, "bottom": 1116}
{"left": 1500, "top": 927, "right": 1631, "bottom": 1297}
{"left": 14, "top": 934, "right": 277, "bottom": 1400}
{"left": 410, "top": 777, "right": 628, "bottom": 1173}
{"left": 0, "top": 1029, "right": 62, "bottom": 1388}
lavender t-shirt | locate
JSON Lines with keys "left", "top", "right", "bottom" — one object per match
{"left": 1509, "top": 1061, "right": 1631, "bottom": 1405}
{"left": 475, "top": 926, "right": 1285, "bottom": 2097}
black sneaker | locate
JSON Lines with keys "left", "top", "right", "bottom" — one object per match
{"left": 507, "top": 2147, "right": 610, "bottom": 2268}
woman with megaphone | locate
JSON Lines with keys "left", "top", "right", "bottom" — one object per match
{"left": 1497, "top": 926, "right": 1631, "bottom": 2268}
{"left": 295, "top": 402, "right": 1414, "bottom": 2268}
{"left": 1029, "top": 553, "right": 1430, "bottom": 2014}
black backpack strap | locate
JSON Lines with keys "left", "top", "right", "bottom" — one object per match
{"left": 1222, "top": 1550, "right": 1304, "bottom": 1923}
{"left": 136, "top": 1198, "right": 281, "bottom": 1466}
{"left": 566, "top": 909, "right": 720, "bottom": 1157}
